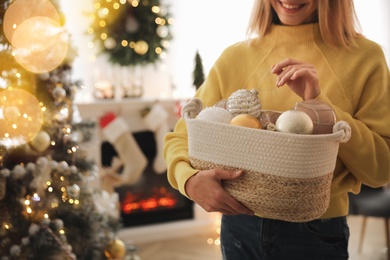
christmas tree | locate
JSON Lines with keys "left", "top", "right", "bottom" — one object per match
{"left": 192, "top": 50, "right": 205, "bottom": 90}
{"left": 0, "top": 0, "right": 123, "bottom": 259}
{"left": 89, "top": 0, "right": 173, "bottom": 67}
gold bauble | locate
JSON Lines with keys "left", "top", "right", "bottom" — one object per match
{"left": 30, "top": 130, "right": 51, "bottom": 152}
{"left": 134, "top": 40, "right": 149, "bottom": 55}
{"left": 104, "top": 238, "right": 126, "bottom": 260}
{"left": 230, "top": 114, "right": 262, "bottom": 129}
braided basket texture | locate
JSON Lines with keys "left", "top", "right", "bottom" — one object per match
{"left": 183, "top": 98, "right": 351, "bottom": 222}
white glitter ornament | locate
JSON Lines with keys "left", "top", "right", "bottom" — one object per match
{"left": 197, "top": 107, "right": 233, "bottom": 124}
{"left": 226, "top": 89, "right": 262, "bottom": 117}
{"left": 275, "top": 110, "right": 314, "bottom": 134}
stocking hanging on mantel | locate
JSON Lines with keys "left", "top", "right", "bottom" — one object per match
{"left": 99, "top": 112, "right": 147, "bottom": 190}
{"left": 143, "top": 103, "right": 169, "bottom": 174}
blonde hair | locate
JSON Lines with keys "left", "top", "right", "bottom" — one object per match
{"left": 247, "top": 0, "right": 361, "bottom": 48}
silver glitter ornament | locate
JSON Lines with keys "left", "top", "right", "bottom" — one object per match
{"left": 226, "top": 89, "right": 262, "bottom": 117}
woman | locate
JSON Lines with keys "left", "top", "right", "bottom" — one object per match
{"left": 164, "top": 0, "right": 390, "bottom": 259}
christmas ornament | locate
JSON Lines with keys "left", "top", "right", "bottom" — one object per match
{"left": 230, "top": 114, "right": 262, "bottom": 129}
{"left": 259, "top": 110, "right": 281, "bottom": 129}
{"left": 196, "top": 107, "right": 233, "bottom": 124}
{"left": 30, "top": 130, "right": 51, "bottom": 152}
{"left": 275, "top": 110, "right": 313, "bottom": 134}
{"left": 67, "top": 184, "right": 80, "bottom": 198}
{"left": 226, "top": 89, "right": 262, "bottom": 117}
{"left": 294, "top": 100, "right": 336, "bottom": 134}
{"left": 104, "top": 238, "right": 126, "bottom": 260}
{"left": 133, "top": 40, "right": 149, "bottom": 55}
{"left": 52, "top": 86, "right": 67, "bottom": 102}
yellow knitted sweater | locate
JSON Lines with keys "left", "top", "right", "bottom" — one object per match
{"left": 164, "top": 23, "right": 390, "bottom": 218}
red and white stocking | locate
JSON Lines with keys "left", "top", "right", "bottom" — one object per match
{"left": 99, "top": 112, "right": 147, "bottom": 189}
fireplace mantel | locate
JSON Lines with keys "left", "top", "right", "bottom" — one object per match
{"left": 76, "top": 98, "right": 217, "bottom": 244}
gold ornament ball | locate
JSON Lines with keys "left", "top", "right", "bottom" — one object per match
{"left": 275, "top": 110, "right": 313, "bottom": 134}
{"left": 134, "top": 40, "right": 149, "bottom": 55}
{"left": 230, "top": 114, "right": 262, "bottom": 129}
{"left": 30, "top": 130, "right": 51, "bottom": 152}
{"left": 104, "top": 238, "right": 126, "bottom": 260}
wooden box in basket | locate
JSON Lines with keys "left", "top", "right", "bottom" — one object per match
{"left": 182, "top": 98, "right": 351, "bottom": 222}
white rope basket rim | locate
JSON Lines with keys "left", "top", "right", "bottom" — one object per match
{"left": 183, "top": 98, "right": 351, "bottom": 179}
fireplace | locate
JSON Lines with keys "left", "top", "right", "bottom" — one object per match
{"left": 101, "top": 131, "right": 194, "bottom": 227}
{"left": 77, "top": 99, "right": 216, "bottom": 244}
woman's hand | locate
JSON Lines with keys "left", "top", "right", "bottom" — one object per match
{"left": 185, "top": 169, "right": 254, "bottom": 215}
{"left": 271, "top": 58, "right": 320, "bottom": 100}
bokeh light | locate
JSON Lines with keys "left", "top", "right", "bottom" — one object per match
{"left": 11, "top": 16, "right": 69, "bottom": 73}
{"left": 0, "top": 88, "right": 43, "bottom": 145}
{"left": 3, "top": 0, "right": 60, "bottom": 43}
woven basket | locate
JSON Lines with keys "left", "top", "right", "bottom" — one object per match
{"left": 183, "top": 98, "right": 351, "bottom": 222}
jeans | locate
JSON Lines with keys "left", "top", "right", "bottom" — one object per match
{"left": 220, "top": 214, "right": 350, "bottom": 260}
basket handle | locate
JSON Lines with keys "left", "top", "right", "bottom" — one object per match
{"left": 333, "top": 121, "right": 351, "bottom": 143}
{"left": 181, "top": 98, "right": 203, "bottom": 120}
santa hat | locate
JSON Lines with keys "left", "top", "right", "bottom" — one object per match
{"left": 100, "top": 112, "right": 129, "bottom": 143}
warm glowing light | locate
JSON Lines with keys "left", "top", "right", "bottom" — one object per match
{"left": 168, "top": 18, "right": 174, "bottom": 25}
{"left": 69, "top": 199, "right": 74, "bottom": 204}
{"left": 99, "top": 20, "right": 106, "bottom": 27}
{"left": 88, "top": 42, "right": 95, "bottom": 48}
{"left": 101, "top": 33, "right": 107, "bottom": 40}
{"left": 60, "top": 176, "right": 65, "bottom": 181}
{"left": 59, "top": 230, "right": 65, "bottom": 235}
{"left": 131, "top": 0, "right": 139, "bottom": 7}
{"left": 26, "top": 207, "right": 32, "bottom": 214}
{"left": 24, "top": 200, "right": 30, "bottom": 206}
{"left": 12, "top": 16, "right": 69, "bottom": 73}
{"left": 61, "top": 187, "right": 66, "bottom": 192}
{"left": 48, "top": 187, "right": 53, "bottom": 192}
{"left": 44, "top": 213, "right": 49, "bottom": 218}
{"left": 155, "top": 17, "right": 162, "bottom": 25}
{"left": 88, "top": 28, "right": 94, "bottom": 34}
{"left": 94, "top": 3, "right": 101, "bottom": 9}
{"left": 151, "top": 6, "right": 160, "bottom": 13}
{"left": 207, "top": 238, "right": 214, "bottom": 245}
{"left": 4, "top": 224, "right": 10, "bottom": 230}
{"left": 121, "top": 40, "right": 129, "bottom": 47}
{"left": 120, "top": 0, "right": 126, "bottom": 4}
{"left": 46, "top": 181, "right": 51, "bottom": 186}
{"left": 155, "top": 47, "right": 162, "bottom": 54}
{"left": 113, "top": 3, "right": 120, "bottom": 9}
{"left": 214, "top": 238, "right": 221, "bottom": 246}
{"left": 74, "top": 200, "right": 80, "bottom": 205}
{"left": 3, "top": 0, "right": 60, "bottom": 42}
{"left": 0, "top": 88, "right": 43, "bottom": 145}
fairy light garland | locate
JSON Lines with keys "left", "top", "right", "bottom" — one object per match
{"left": 88, "top": 0, "right": 174, "bottom": 66}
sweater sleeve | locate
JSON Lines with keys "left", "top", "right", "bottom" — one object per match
{"left": 316, "top": 49, "right": 390, "bottom": 187}
{"left": 163, "top": 60, "right": 226, "bottom": 198}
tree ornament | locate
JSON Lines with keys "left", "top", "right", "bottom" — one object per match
{"left": 230, "top": 114, "right": 262, "bottom": 129}
{"left": 226, "top": 89, "right": 262, "bottom": 117}
{"left": 67, "top": 184, "right": 80, "bottom": 198}
{"left": 30, "top": 130, "right": 51, "bottom": 152}
{"left": 294, "top": 100, "right": 336, "bottom": 134}
{"left": 52, "top": 86, "right": 67, "bottom": 102}
{"left": 275, "top": 110, "right": 313, "bottom": 134}
{"left": 104, "top": 238, "right": 126, "bottom": 260}
{"left": 197, "top": 106, "right": 233, "bottom": 124}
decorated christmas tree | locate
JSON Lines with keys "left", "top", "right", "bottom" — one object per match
{"left": 0, "top": 0, "right": 123, "bottom": 259}
{"left": 89, "top": 0, "right": 173, "bottom": 67}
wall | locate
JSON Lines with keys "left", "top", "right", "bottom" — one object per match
{"left": 59, "top": 0, "right": 390, "bottom": 103}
